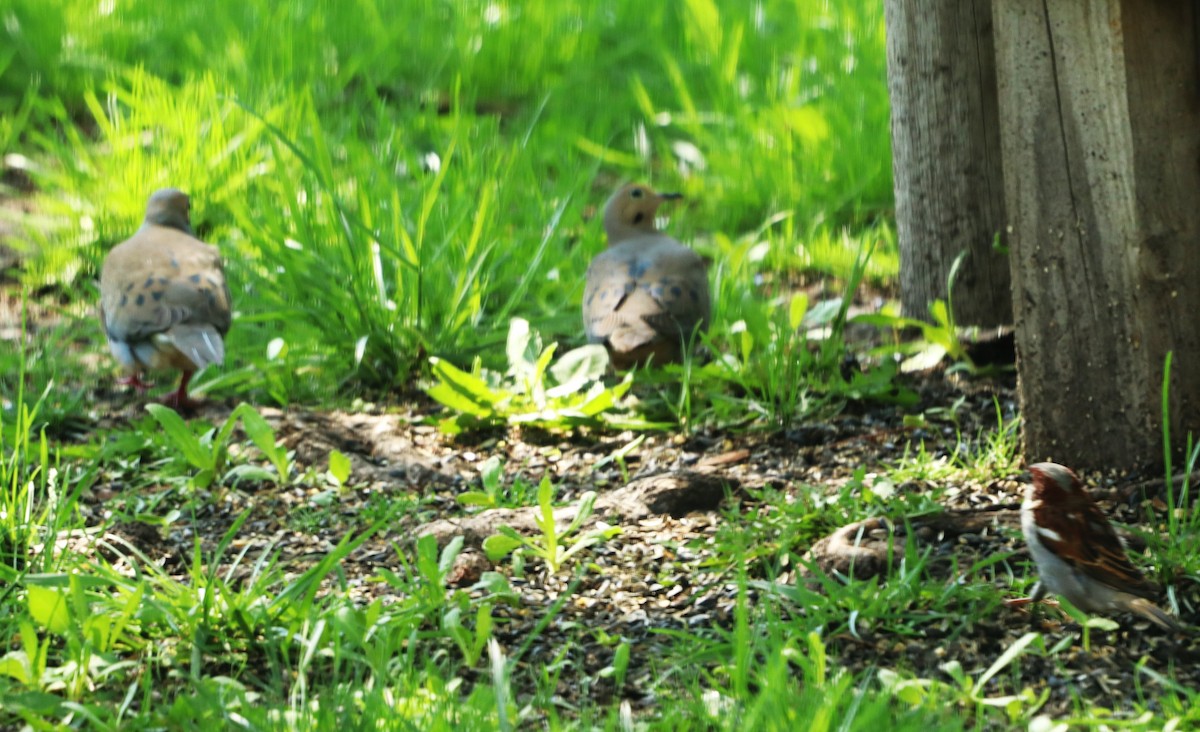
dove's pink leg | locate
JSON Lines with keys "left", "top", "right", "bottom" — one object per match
{"left": 117, "top": 373, "right": 152, "bottom": 392}
{"left": 158, "top": 371, "right": 200, "bottom": 412}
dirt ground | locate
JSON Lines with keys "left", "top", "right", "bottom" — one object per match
{"left": 73, "top": 369, "right": 1200, "bottom": 720}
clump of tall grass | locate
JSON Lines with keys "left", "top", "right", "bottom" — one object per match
{"left": 12, "top": 0, "right": 891, "bottom": 406}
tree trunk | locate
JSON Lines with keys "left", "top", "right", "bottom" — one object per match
{"left": 993, "top": 0, "right": 1200, "bottom": 470}
{"left": 885, "top": 0, "right": 1010, "bottom": 327}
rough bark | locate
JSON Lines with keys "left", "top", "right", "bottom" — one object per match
{"left": 993, "top": 0, "right": 1200, "bottom": 469}
{"left": 885, "top": 0, "right": 1011, "bottom": 327}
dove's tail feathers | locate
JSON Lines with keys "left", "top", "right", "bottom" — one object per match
{"left": 164, "top": 324, "right": 226, "bottom": 370}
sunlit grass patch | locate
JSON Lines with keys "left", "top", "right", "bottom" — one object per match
{"left": 10, "top": 0, "right": 893, "bottom": 409}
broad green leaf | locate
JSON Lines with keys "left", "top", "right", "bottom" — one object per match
{"left": 611, "top": 641, "right": 631, "bottom": 685}
{"left": 442, "top": 606, "right": 464, "bottom": 634}
{"left": 472, "top": 572, "right": 517, "bottom": 602}
{"left": 849, "top": 312, "right": 926, "bottom": 330}
{"left": 426, "top": 381, "right": 492, "bottom": 417}
{"left": 929, "top": 299, "right": 952, "bottom": 330}
{"left": 415, "top": 534, "right": 441, "bottom": 584}
{"left": 223, "top": 465, "right": 276, "bottom": 484}
{"left": 427, "top": 357, "right": 501, "bottom": 416}
{"left": 456, "top": 491, "right": 497, "bottom": 508}
{"left": 27, "top": 585, "right": 69, "bottom": 635}
{"left": 505, "top": 317, "right": 536, "bottom": 375}
{"left": 438, "top": 535, "right": 465, "bottom": 576}
{"left": 609, "top": 374, "right": 635, "bottom": 398}
{"left": 547, "top": 344, "right": 609, "bottom": 397}
{"left": 145, "top": 404, "right": 212, "bottom": 470}
{"left": 475, "top": 602, "right": 493, "bottom": 641}
{"left": 328, "top": 449, "right": 351, "bottom": 485}
{"left": 788, "top": 293, "right": 809, "bottom": 331}
{"left": 213, "top": 408, "right": 243, "bottom": 461}
{"left": 470, "top": 604, "right": 494, "bottom": 663}
{"left": 575, "top": 385, "right": 617, "bottom": 417}
{"left": 0, "top": 652, "right": 31, "bottom": 684}
{"left": 0, "top": 689, "right": 66, "bottom": 716}
{"left": 803, "top": 298, "right": 843, "bottom": 328}
{"left": 437, "top": 416, "right": 465, "bottom": 435}
{"left": 192, "top": 468, "right": 216, "bottom": 489}
{"left": 238, "top": 404, "right": 286, "bottom": 477}
{"left": 84, "top": 612, "right": 116, "bottom": 651}
{"left": 536, "top": 475, "right": 555, "bottom": 525}
{"left": 18, "top": 621, "right": 43, "bottom": 679}
{"left": 482, "top": 533, "right": 524, "bottom": 562}
{"left": 479, "top": 455, "right": 503, "bottom": 492}
{"left": 900, "top": 344, "right": 946, "bottom": 373}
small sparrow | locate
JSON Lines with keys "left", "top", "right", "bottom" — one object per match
{"left": 1021, "top": 462, "right": 1180, "bottom": 631}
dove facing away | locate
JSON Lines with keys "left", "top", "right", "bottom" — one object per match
{"left": 583, "top": 183, "right": 710, "bottom": 369}
{"left": 99, "top": 188, "right": 231, "bottom": 410}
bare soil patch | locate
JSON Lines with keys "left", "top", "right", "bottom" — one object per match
{"left": 75, "top": 370, "right": 1200, "bottom": 717}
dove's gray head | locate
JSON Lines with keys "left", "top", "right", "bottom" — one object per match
{"left": 603, "top": 183, "right": 682, "bottom": 243}
{"left": 143, "top": 188, "right": 193, "bottom": 234}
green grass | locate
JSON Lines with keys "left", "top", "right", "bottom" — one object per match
{"left": 7, "top": 0, "right": 894, "bottom": 406}
{"left": 5, "top": 0, "right": 1197, "bottom": 729}
{"left": 4, "top": 366, "right": 1195, "bottom": 728}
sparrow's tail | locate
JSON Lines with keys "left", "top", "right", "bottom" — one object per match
{"left": 1129, "top": 597, "right": 1182, "bottom": 632}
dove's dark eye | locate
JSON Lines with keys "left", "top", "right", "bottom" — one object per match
{"left": 630, "top": 188, "right": 644, "bottom": 199}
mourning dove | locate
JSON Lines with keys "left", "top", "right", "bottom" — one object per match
{"left": 583, "top": 183, "right": 710, "bottom": 369}
{"left": 99, "top": 188, "right": 231, "bottom": 410}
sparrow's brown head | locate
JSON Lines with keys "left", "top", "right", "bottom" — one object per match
{"left": 1027, "top": 462, "right": 1089, "bottom": 505}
